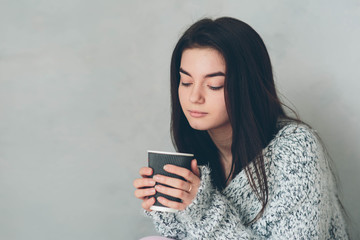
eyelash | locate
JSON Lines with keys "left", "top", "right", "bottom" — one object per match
{"left": 208, "top": 86, "right": 223, "bottom": 91}
{"left": 180, "top": 82, "right": 223, "bottom": 91}
{"left": 180, "top": 82, "right": 192, "bottom": 87}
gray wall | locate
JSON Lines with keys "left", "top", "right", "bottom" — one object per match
{"left": 0, "top": 1, "right": 359, "bottom": 239}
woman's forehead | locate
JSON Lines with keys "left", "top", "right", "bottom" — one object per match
{"left": 180, "top": 48, "right": 226, "bottom": 73}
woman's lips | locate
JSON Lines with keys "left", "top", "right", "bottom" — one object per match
{"left": 188, "top": 110, "right": 208, "bottom": 118}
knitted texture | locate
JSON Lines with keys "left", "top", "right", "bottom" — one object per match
{"left": 145, "top": 123, "right": 348, "bottom": 239}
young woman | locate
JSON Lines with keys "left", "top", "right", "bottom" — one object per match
{"left": 133, "top": 17, "right": 348, "bottom": 239}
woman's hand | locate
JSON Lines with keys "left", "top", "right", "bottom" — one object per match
{"left": 133, "top": 167, "right": 157, "bottom": 211}
{"left": 154, "top": 159, "right": 201, "bottom": 211}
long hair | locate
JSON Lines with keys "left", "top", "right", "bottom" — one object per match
{"left": 170, "top": 17, "right": 300, "bottom": 223}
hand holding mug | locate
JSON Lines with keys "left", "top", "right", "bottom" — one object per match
{"left": 133, "top": 151, "right": 201, "bottom": 212}
{"left": 153, "top": 159, "right": 200, "bottom": 211}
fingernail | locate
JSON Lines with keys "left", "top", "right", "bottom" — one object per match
{"left": 149, "top": 179, "right": 155, "bottom": 185}
{"left": 153, "top": 175, "right": 161, "bottom": 181}
{"left": 163, "top": 165, "right": 169, "bottom": 171}
{"left": 155, "top": 185, "right": 162, "bottom": 190}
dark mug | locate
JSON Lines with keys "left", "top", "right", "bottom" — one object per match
{"left": 148, "top": 150, "right": 194, "bottom": 212}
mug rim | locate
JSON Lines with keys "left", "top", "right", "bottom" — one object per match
{"left": 147, "top": 150, "right": 193, "bottom": 157}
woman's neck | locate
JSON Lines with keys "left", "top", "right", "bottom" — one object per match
{"left": 208, "top": 125, "right": 233, "bottom": 163}
{"left": 208, "top": 125, "right": 234, "bottom": 184}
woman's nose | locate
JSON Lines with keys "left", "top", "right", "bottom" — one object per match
{"left": 189, "top": 85, "right": 205, "bottom": 104}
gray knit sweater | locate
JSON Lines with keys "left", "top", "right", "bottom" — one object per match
{"left": 145, "top": 123, "right": 348, "bottom": 239}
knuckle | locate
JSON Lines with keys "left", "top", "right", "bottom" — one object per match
{"left": 179, "top": 181, "right": 186, "bottom": 189}
{"left": 134, "top": 179, "right": 142, "bottom": 188}
{"left": 179, "top": 190, "right": 185, "bottom": 198}
{"left": 184, "top": 170, "right": 192, "bottom": 179}
{"left": 147, "top": 188, "right": 154, "bottom": 195}
{"left": 134, "top": 179, "right": 144, "bottom": 188}
{"left": 135, "top": 190, "right": 141, "bottom": 198}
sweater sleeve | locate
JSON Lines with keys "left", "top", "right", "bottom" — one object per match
{"left": 144, "top": 210, "right": 187, "bottom": 239}
{"left": 175, "top": 165, "right": 257, "bottom": 239}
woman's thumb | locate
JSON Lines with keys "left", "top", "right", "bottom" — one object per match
{"left": 191, "top": 159, "right": 200, "bottom": 177}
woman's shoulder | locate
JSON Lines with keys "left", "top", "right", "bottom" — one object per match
{"left": 276, "top": 119, "right": 315, "bottom": 137}
{"left": 266, "top": 119, "right": 322, "bottom": 160}
{"left": 274, "top": 119, "right": 319, "bottom": 146}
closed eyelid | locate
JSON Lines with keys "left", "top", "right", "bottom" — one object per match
{"left": 208, "top": 85, "right": 223, "bottom": 90}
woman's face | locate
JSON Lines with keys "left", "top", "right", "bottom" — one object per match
{"left": 178, "top": 47, "right": 230, "bottom": 133}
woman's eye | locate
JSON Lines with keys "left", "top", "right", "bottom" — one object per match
{"left": 208, "top": 85, "right": 224, "bottom": 90}
{"left": 180, "top": 82, "right": 192, "bottom": 87}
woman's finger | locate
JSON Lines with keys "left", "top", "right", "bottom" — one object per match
{"left": 139, "top": 167, "right": 153, "bottom": 178}
{"left": 154, "top": 184, "right": 190, "bottom": 201}
{"left": 157, "top": 196, "right": 186, "bottom": 211}
{"left": 133, "top": 177, "right": 156, "bottom": 189}
{"left": 163, "top": 164, "right": 198, "bottom": 183}
{"left": 142, "top": 197, "right": 156, "bottom": 211}
{"left": 134, "top": 187, "right": 156, "bottom": 199}
{"left": 153, "top": 175, "right": 190, "bottom": 191}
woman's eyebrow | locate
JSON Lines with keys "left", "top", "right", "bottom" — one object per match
{"left": 179, "top": 68, "right": 192, "bottom": 77}
{"left": 179, "top": 67, "right": 225, "bottom": 78}
{"left": 205, "top": 72, "right": 225, "bottom": 78}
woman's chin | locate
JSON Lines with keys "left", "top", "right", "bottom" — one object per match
{"left": 189, "top": 123, "right": 209, "bottom": 131}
